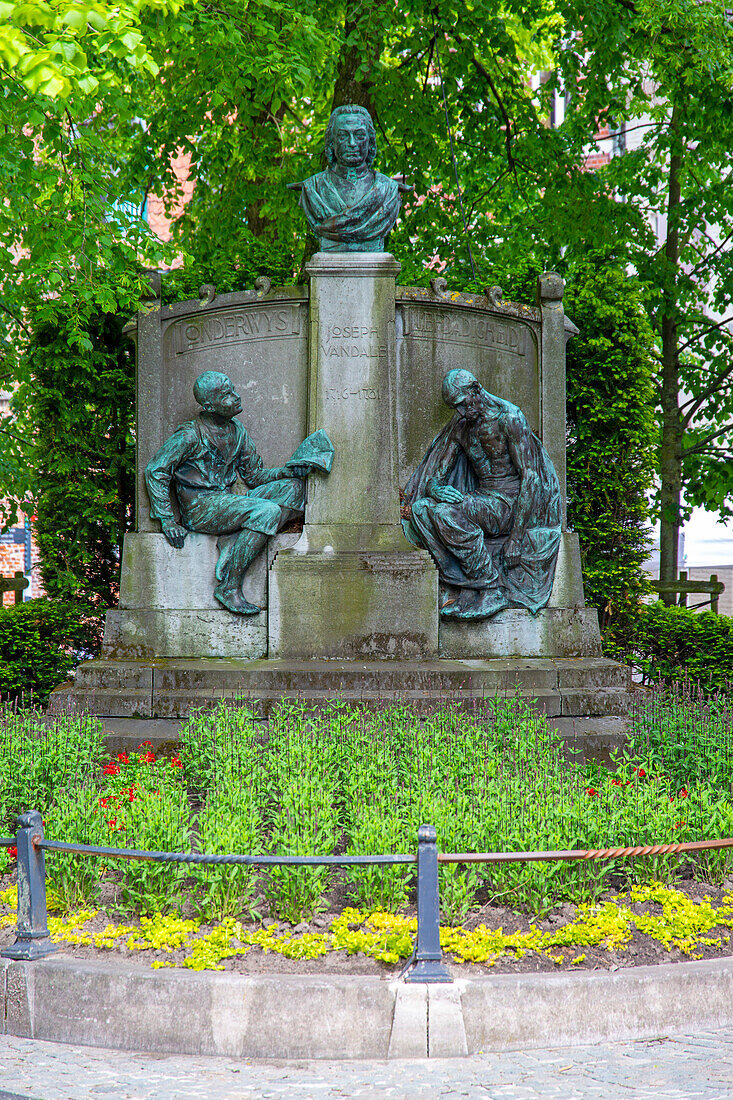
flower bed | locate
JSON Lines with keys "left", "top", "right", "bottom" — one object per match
{"left": 2, "top": 691, "right": 733, "bottom": 950}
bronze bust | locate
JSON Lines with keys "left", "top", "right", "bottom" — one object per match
{"left": 293, "top": 105, "right": 402, "bottom": 252}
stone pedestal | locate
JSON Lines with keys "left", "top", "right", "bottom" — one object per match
{"left": 270, "top": 253, "right": 438, "bottom": 659}
{"left": 102, "top": 531, "right": 298, "bottom": 659}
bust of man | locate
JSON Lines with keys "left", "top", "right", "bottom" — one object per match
{"left": 295, "top": 104, "right": 402, "bottom": 252}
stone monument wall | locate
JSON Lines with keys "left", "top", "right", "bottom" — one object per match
{"left": 395, "top": 290, "right": 542, "bottom": 487}
{"left": 131, "top": 287, "right": 309, "bottom": 531}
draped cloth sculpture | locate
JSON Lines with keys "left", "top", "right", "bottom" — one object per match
{"left": 402, "top": 369, "right": 562, "bottom": 620}
{"left": 293, "top": 104, "right": 402, "bottom": 252}
{"left": 145, "top": 370, "right": 334, "bottom": 616}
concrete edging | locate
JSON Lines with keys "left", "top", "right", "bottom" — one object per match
{"left": 4, "top": 955, "right": 733, "bottom": 1059}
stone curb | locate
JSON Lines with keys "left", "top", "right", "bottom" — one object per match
{"left": 4, "top": 955, "right": 733, "bottom": 1059}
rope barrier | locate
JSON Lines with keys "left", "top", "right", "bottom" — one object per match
{"left": 0, "top": 837, "right": 13, "bottom": 848}
{"left": 438, "top": 836, "right": 733, "bottom": 864}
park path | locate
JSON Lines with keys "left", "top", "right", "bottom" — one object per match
{"left": 2, "top": 1029, "right": 733, "bottom": 1099}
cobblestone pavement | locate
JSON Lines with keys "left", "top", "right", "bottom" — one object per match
{"left": 2, "top": 1030, "right": 733, "bottom": 1099}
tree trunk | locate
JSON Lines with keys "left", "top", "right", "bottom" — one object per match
{"left": 330, "top": 1, "right": 387, "bottom": 117}
{"left": 658, "top": 102, "right": 683, "bottom": 603}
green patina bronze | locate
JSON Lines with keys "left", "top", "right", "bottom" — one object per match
{"left": 290, "top": 105, "right": 402, "bottom": 252}
{"left": 145, "top": 370, "right": 334, "bottom": 616}
{"left": 402, "top": 369, "right": 562, "bottom": 620}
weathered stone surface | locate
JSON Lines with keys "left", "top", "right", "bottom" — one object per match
{"left": 395, "top": 290, "right": 542, "bottom": 488}
{"left": 269, "top": 548, "right": 438, "bottom": 660}
{"left": 428, "top": 985, "right": 468, "bottom": 1058}
{"left": 303, "top": 252, "right": 403, "bottom": 538}
{"left": 560, "top": 690, "right": 633, "bottom": 717}
{"left": 555, "top": 658, "right": 631, "bottom": 690}
{"left": 439, "top": 608, "right": 603, "bottom": 659}
{"left": 104, "top": 609, "right": 267, "bottom": 660}
{"left": 135, "top": 289, "right": 309, "bottom": 532}
{"left": 538, "top": 271, "right": 573, "bottom": 516}
{"left": 269, "top": 254, "right": 441, "bottom": 661}
{"left": 120, "top": 532, "right": 222, "bottom": 610}
{"left": 7, "top": 959, "right": 396, "bottom": 1059}
{"left": 52, "top": 656, "right": 630, "bottom": 719}
{"left": 547, "top": 532, "right": 585, "bottom": 608}
{"left": 108, "top": 532, "right": 300, "bottom": 658}
{"left": 5, "top": 961, "right": 31, "bottom": 1038}
{"left": 387, "top": 984, "right": 427, "bottom": 1058}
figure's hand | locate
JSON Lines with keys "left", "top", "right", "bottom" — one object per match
{"left": 285, "top": 464, "right": 310, "bottom": 478}
{"left": 502, "top": 534, "right": 522, "bottom": 569}
{"left": 162, "top": 523, "right": 187, "bottom": 549}
{"left": 430, "top": 484, "right": 464, "bottom": 504}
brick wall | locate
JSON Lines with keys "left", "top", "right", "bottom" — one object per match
{"left": 0, "top": 390, "right": 42, "bottom": 607}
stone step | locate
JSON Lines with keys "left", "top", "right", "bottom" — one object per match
{"left": 51, "top": 656, "right": 632, "bottom": 720}
{"left": 73, "top": 656, "right": 630, "bottom": 693}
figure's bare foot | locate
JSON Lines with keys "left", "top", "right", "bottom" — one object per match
{"left": 440, "top": 587, "right": 473, "bottom": 617}
{"left": 460, "top": 587, "right": 508, "bottom": 620}
{"left": 214, "top": 585, "right": 262, "bottom": 616}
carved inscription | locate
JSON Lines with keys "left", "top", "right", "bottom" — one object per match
{"left": 320, "top": 323, "right": 386, "bottom": 360}
{"left": 400, "top": 305, "right": 527, "bottom": 357}
{"left": 172, "top": 305, "right": 302, "bottom": 354}
{"left": 326, "top": 387, "right": 381, "bottom": 401}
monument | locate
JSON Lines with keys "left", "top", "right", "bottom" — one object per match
{"left": 50, "top": 105, "right": 631, "bottom": 722}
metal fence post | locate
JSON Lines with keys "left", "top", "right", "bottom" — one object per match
{"left": 1, "top": 811, "right": 55, "bottom": 960}
{"left": 405, "top": 824, "right": 452, "bottom": 983}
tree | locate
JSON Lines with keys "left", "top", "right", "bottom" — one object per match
{"left": 549, "top": 0, "right": 733, "bottom": 593}
{"left": 564, "top": 255, "right": 656, "bottom": 650}
{"left": 8, "top": 0, "right": 730, "bottom": 629}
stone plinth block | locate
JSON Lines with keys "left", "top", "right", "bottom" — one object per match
{"left": 118, "top": 530, "right": 300, "bottom": 610}
{"left": 268, "top": 548, "right": 438, "bottom": 660}
{"left": 547, "top": 531, "right": 585, "bottom": 608}
{"left": 107, "top": 530, "right": 301, "bottom": 659}
{"left": 103, "top": 609, "right": 266, "bottom": 660}
{"left": 49, "top": 655, "right": 631, "bottom": 719}
{"left": 439, "top": 607, "right": 602, "bottom": 659}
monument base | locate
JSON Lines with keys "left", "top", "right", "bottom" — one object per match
{"left": 268, "top": 547, "right": 438, "bottom": 660}
{"left": 50, "top": 655, "right": 631, "bottom": 720}
{"left": 104, "top": 609, "right": 267, "bottom": 660}
{"left": 102, "top": 530, "right": 299, "bottom": 660}
{"left": 439, "top": 607, "right": 602, "bottom": 659}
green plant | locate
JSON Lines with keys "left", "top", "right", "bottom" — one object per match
{"left": 563, "top": 256, "right": 656, "bottom": 654}
{"left": 627, "top": 603, "right": 733, "bottom": 695}
{"left": 263, "top": 703, "right": 342, "bottom": 923}
{"left": 44, "top": 787, "right": 110, "bottom": 910}
{"left": 0, "top": 710, "right": 106, "bottom": 831}
{"left": 117, "top": 785, "right": 192, "bottom": 915}
{"left": 178, "top": 701, "right": 262, "bottom": 795}
{"left": 192, "top": 766, "right": 264, "bottom": 922}
{"left": 0, "top": 601, "right": 99, "bottom": 705}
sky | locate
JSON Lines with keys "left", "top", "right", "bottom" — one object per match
{"left": 684, "top": 508, "right": 733, "bottom": 568}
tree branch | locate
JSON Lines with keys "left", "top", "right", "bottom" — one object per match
{"left": 681, "top": 362, "right": 733, "bottom": 424}
{"left": 687, "top": 227, "right": 733, "bottom": 280}
{"left": 678, "top": 315, "right": 733, "bottom": 355}
{"left": 0, "top": 301, "right": 30, "bottom": 334}
{"left": 450, "top": 32, "right": 519, "bottom": 179}
{"left": 682, "top": 423, "right": 733, "bottom": 457}
{"left": 0, "top": 424, "right": 27, "bottom": 446}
